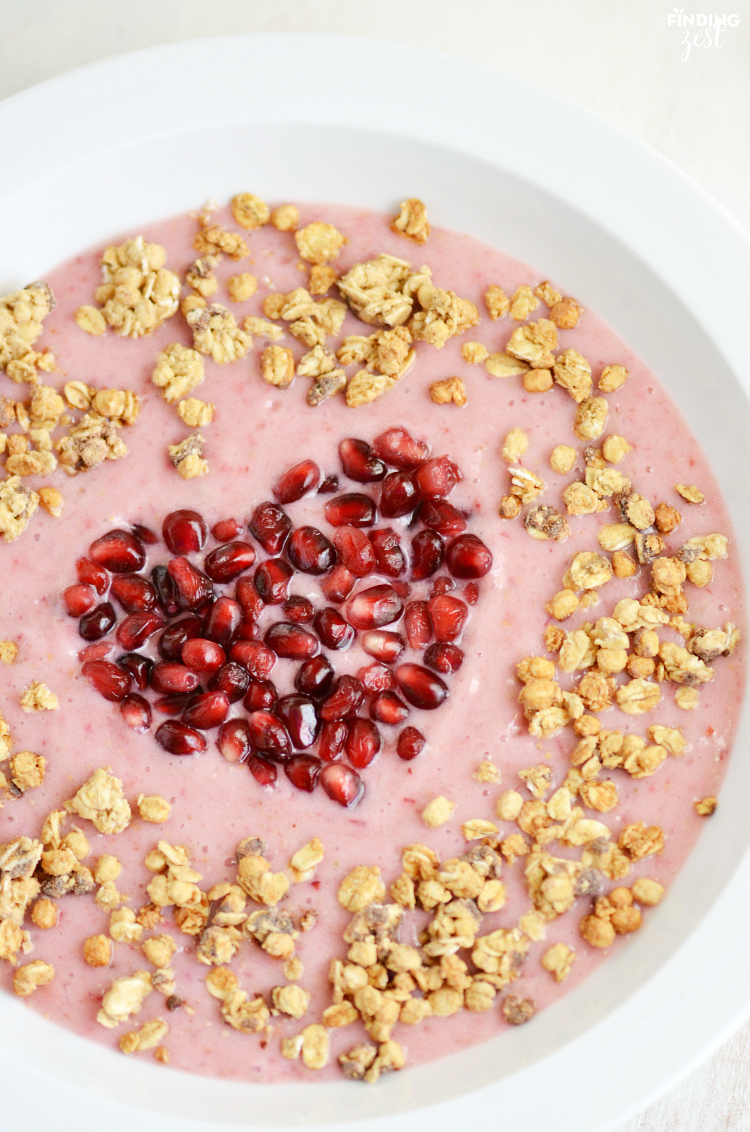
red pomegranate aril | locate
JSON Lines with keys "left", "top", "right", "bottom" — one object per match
{"left": 446, "top": 533, "right": 493, "bottom": 579}
{"left": 324, "top": 493, "right": 377, "bottom": 528}
{"left": 344, "top": 584, "right": 403, "bottom": 631}
{"left": 320, "top": 761, "right": 364, "bottom": 807}
{"left": 248, "top": 753, "right": 278, "bottom": 787}
{"left": 254, "top": 558, "right": 294, "bottom": 605}
{"left": 212, "top": 517, "right": 243, "bottom": 542}
{"left": 229, "top": 640, "right": 277, "bottom": 680}
{"left": 339, "top": 438, "right": 387, "bottom": 483}
{"left": 218, "top": 718, "right": 252, "bottom": 763}
{"left": 162, "top": 509, "right": 207, "bottom": 555}
{"left": 132, "top": 523, "right": 159, "bottom": 546}
{"left": 182, "top": 691, "right": 230, "bottom": 731}
{"left": 284, "top": 595, "right": 314, "bottom": 623}
{"left": 317, "top": 719, "right": 348, "bottom": 761}
{"left": 116, "top": 652, "right": 153, "bottom": 690}
{"left": 430, "top": 576, "right": 455, "bottom": 598}
{"left": 391, "top": 580, "right": 411, "bottom": 599}
{"left": 404, "top": 601, "right": 432, "bottom": 649}
{"left": 120, "top": 694, "right": 152, "bottom": 732}
{"left": 318, "top": 474, "right": 339, "bottom": 495}
{"left": 155, "top": 720, "right": 207, "bottom": 756}
{"left": 76, "top": 557, "right": 109, "bottom": 594}
{"left": 428, "top": 594, "right": 469, "bottom": 643}
{"left": 116, "top": 611, "right": 164, "bottom": 651}
{"left": 286, "top": 526, "right": 336, "bottom": 574}
{"left": 265, "top": 622, "right": 321, "bottom": 660}
{"left": 204, "top": 541, "right": 256, "bottom": 584}
{"left": 168, "top": 557, "right": 215, "bottom": 610}
{"left": 358, "top": 663, "right": 397, "bottom": 694}
{"left": 419, "top": 499, "right": 467, "bottom": 538}
{"left": 369, "top": 528, "right": 406, "bottom": 577}
{"left": 295, "top": 656, "right": 335, "bottom": 699}
{"left": 285, "top": 754, "right": 322, "bottom": 793}
{"left": 424, "top": 642, "right": 465, "bottom": 674}
{"left": 110, "top": 574, "right": 158, "bottom": 613}
{"left": 63, "top": 583, "right": 96, "bottom": 617}
{"left": 182, "top": 637, "right": 226, "bottom": 673}
{"left": 396, "top": 663, "right": 449, "bottom": 710}
{"left": 249, "top": 501, "right": 292, "bottom": 554}
{"left": 410, "top": 529, "right": 445, "bottom": 580}
{"left": 151, "top": 663, "right": 201, "bottom": 696}
{"left": 204, "top": 596, "right": 243, "bottom": 648}
{"left": 320, "top": 675, "right": 365, "bottom": 721}
{"left": 372, "top": 426, "right": 430, "bottom": 470}
{"left": 361, "top": 629, "right": 405, "bottom": 663}
{"left": 79, "top": 641, "right": 114, "bottom": 662}
{"left": 313, "top": 608, "right": 355, "bottom": 651}
{"left": 158, "top": 615, "right": 202, "bottom": 661}
{"left": 275, "top": 694, "right": 320, "bottom": 750}
{"left": 154, "top": 694, "right": 195, "bottom": 716}
{"left": 345, "top": 718, "right": 381, "bottom": 768}
{"left": 273, "top": 459, "right": 321, "bottom": 504}
{"left": 464, "top": 582, "right": 480, "bottom": 605}
{"left": 379, "top": 471, "right": 419, "bottom": 519}
{"left": 89, "top": 529, "right": 146, "bottom": 573}
{"left": 332, "top": 526, "right": 376, "bottom": 577}
{"left": 415, "top": 455, "right": 462, "bottom": 500}
{"left": 208, "top": 662, "right": 251, "bottom": 703}
{"left": 247, "top": 711, "right": 292, "bottom": 761}
{"left": 370, "top": 690, "right": 410, "bottom": 726}
{"left": 243, "top": 679, "right": 278, "bottom": 712}
{"left": 236, "top": 613, "right": 260, "bottom": 641}
{"left": 78, "top": 602, "right": 117, "bottom": 641}
{"left": 236, "top": 577, "right": 264, "bottom": 617}
{"left": 151, "top": 565, "right": 180, "bottom": 616}
{"left": 320, "top": 564, "right": 355, "bottom": 603}
{"left": 397, "top": 725, "right": 426, "bottom": 761}
{"left": 82, "top": 659, "right": 131, "bottom": 702}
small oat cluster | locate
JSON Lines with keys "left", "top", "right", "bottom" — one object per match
{"left": 77, "top": 236, "right": 181, "bottom": 339}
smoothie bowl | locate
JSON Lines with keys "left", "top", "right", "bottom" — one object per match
{"left": 2, "top": 35, "right": 750, "bottom": 1132}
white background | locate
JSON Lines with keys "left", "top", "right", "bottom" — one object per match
{"left": 2, "top": 1, "right": 750, "bottom": 1128}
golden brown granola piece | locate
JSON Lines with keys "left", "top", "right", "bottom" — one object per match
{"left": 261, "top": 345, "right": 295, "bottom": 389}
{"left": 270, "top": 204, "right": 299, "bottom": 231}
{"left": 95, "top": 238, "right": 180, "bottom": 337}
{"left": 391, "top": 199, "right": 430, "bottom": 244}
{"left": 187, "top": 304, "right": 251, "bottom": 364}
{"left": 231, "top": 193, "right": 270, "bottom": 229}
{"left": 0, "top": 476, "right": 39, "bottom": 541}
{"left": 553, "top": 349, "right": 592, "bottom": 402}
{"left": 295, "top": 222, "right": 345, "bottom": 265}
{"left": 65, "top": 768, "right": 131, "bottom": 834}
{"left": 56, "top": 413, "right": 127, "bottom": 474}
{"left": 168, "top": 433, "right": 208, "bottom": 479}
{"left": 485, "top": 285, "right": 509, "bottom": 319}
{"left": 430, "top": 377, "right": 466, "bottom": 406}
{"left": 598, "top": 364, "right": 628, "bottom": 393}
{"left": 506, "top": 319, "right": 558, "bottom": 368}
{"left": 0, "top": 282, "right": 55, "bottom": 373}
{"left": 194, "top": 216, "right": 248, "bottom": 259}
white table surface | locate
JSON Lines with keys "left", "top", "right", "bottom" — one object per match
{"left": 2, "top": 2, "right": 750, "bottom": 1128}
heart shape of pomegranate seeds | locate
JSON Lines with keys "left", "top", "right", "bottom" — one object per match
{"left": 65, "top": 426, "right": 493, "bottom": 809}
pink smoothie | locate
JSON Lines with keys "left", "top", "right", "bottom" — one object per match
{"left": 0, "top": 200, "right": 745, "bottom": 1083}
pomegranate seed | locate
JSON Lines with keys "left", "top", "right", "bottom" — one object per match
{"left": 78, "top": 602, "right": 117, "bottom": 641}
{"left": 275, "top": 694, "right": 320, "bottom": 749}
{"left": 424, "top": 642, "right": 465, "bottom": 674}
{"left": 249, "top": 501, "right": 292, "bottom": 554}
{"left": 428, "top": 594, "right": 469, "bottom": 643}
{"left": 396, "top": 663, "right": 449, "bottom": 709}
{"left": 168, "top": 557, "right": 214, "bottom": 610}
{"left": 265, "top": 622, "right": 321, "bottom": 660}
{"left": 332, "top": 526, "right": 376, "bottom": 576}
{"left": 162, "top": 509, "right": 207, "bottom": 555}
{"left": 415, "top": 456, "right": 462, "bottom": 500}
{"left": 392, "top": 580, "right": 411, "bottom": 599}
{"left": 317, "top": 719, "right": 348, "bottom": 761}
{"left": 151, "top": 565, "right": 180, "bottom": 616}
{"left": 397, "top": 726, "right": 426, "bottom": 761}
{"left": 273, "top": 459, "right": 321, "bottom": 504}
{"left": 324, "top": 493, "right": 377, "bottom": 528}
{"left": 313, "top": 608, "right": 355, "bottom": 651}
{"left": 182, "top": 638, "right": 226, "bottom": 673}
{"left": 369, "top": 528, "right": 406, "bottom": 577}
{"left": 120, "top": 694, "right": 151, "bottom": 732}
{"left": 218, "top": 718, "right": 252, "bottom": 762}
{"left": 152, "top": 663, "right": 201, "bottom": 695}
{"left": 208, "top": 662, "right": 250, "bottom": 703}
{"left": 110, "top": 575, "right": 158, "bottom": 613}
{"left": 370, "top": 690, "right": 410, "bottom": 725}
{"left": 404, "top": 601, "right": 432, "bottom": 649}
{"left": 464, "top": 582, "right": 480, "bottom": 605}
{"left": 63, "top": 583, "right": 96, "bottom": 617}
{"left": 76, "top": 557, "right": 108, "bottom": 594}
{"left": 339, "top": 438, "right": 387, "bottom": 483}
{"left": 379, "top": 471, "right": 419, "bottom": 519}
{"left": 286, "top": 526, "right": 336, "bottom": 574}
{"left": 204, "top": 596, "right": 242, "bottom": 647}
{"left": 320, "top": 762, "right": 364, "bottom": 807}
{"left": 158, "top": 615, "right": 202, "bottom": 661}
{"left": 419, "top": 499, "right": 467, "bottom": 538}
{"left": 344, "top": 584, "right": 403, "bottom": 630}
{"left": 430, "top": 576, "right": 455, "bottom": 598}
{"left": 236, "top": 613, "right": 260, "bottom": 641}
{"left": 320, "top": 564, "right": 355, "bottom": 603}
{"left": 248, "top": 753, "right": 278, "bottom": 786}
{"left": 244, "top": 679, "right": 278, "bottom": 712}
{"left": 182, "top": 691, "right": 230, "bottom": 730}
{"left": 285, "top": 754, "right": 322, "bottom": 792}
{"left": 82, "top": 659, "right": 131, "bottom": 702}
{"left": 155, "top": 720, "right": 207, "bottom": 756}
{"left": 247, "top": 711, "right": 292, "bottom": 760}
{"left": 320, "top": 675, "right": 364, "bottom": 721}
{"left": 212, "top": 517, "right": 243, "bottom": 542}
{"left": 79, "top": 641, "right": 113, "bottom": 662}
{"left": 254, "top": 558, "right": 294, "bottom": 604}
{"left": 317, "top": 474, "right": 339, "bottom": 494}
{"left": 295, "top": 656, "right": 334, "bottom": 699}
{"left": 204, "top": 541, "right": 256, "bottom": 584}
{"left": 236, "top": 577, "right": 264, "bottom": 617}
{"left": 117, "top": 652, "right": 153, "bottom": 689}
{"left": 154, "top": 694, "right": 195, "bottom": 716}
{"left": 284, "top": 595, "right": 314, "bottom": 623}
{"left": 372, "top": 426, "right": 430, "bottom": 470}
{"left": 361, "top": 630, "right": 405, "bottom": 663}
{"left": 410, "top": 529, "right": 445, "bottom": 580}
{"left": 358, "top": 663, "right": 397, "bottom": 694}
{"left": 132, "top": 523, "right": 159, "bottom": 546}
{"left": 116, "top": 611, "right": 164, "bottom": 651}
{"left": 229, "top": 641, "right": 276, "bottom": 680}
{"left": 446, "top": 533, "right": 493, "bottom": 579}
{"left": 89, "top": 529, "right": 146, "bottom": 573}
{"left": 345, "top": 718, "right": 380, "bottom": 768}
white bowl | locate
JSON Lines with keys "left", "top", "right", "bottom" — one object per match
{"left": 2, "top": 33, "right": 750, "bottom": 1132}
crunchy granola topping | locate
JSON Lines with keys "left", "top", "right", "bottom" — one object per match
{"left": 270, "top": 204, "right": 299, "bottom": 232}
{"left": 295, "top": 223, "right": 345, "bottom": 265}
{"left": 485, "top": 352, "right": 529, "bottom": 378}
{"left": 422, "top": 796, "right": 456, "bottom": 829}
{"left": 56, "top": 413, "right": 127, "bottom": 474}
{"left": 502, "top": 995, "right": 536, "bottom": 1025}
{"left": 508, "top": 285, "right": 539, "bottom": 321}
{"left": 695, "top": 796, "right": 717, "bottom": 817}
{"left": 550, "top": 445, "right": 577, "bottom": 475}
{"left": 9, "top": 750, "right": 46, "bottom": 792}
{"left": 0, "top": 282, "right": 55, "bottom": 374}
{"left": 525, "top": 505, "right": 570, "bottom": 542}
{"left": 598, "top": 364, "right": 628, "bottom": 393}
{"left": 93, "top": 238, "right": 180, "bottom": 337}
{"left": 675, "top": 483, "right": 705, "bottom": 504}
{"left": 13, "top": 959, "right": 55, "bottom": 996}
{"left": 338, "top": 866, "right": 386, "bottom": 913}
{"left": 573, "top": 397, "right": 608, "bottom": 441}
{"left": 231, "top": 193, "right": 270, "bottom": 230}
{"left": 152, "top": 343, "right": 205, "bottom": 403}
{"left": 391, "top": 199, "right": 430, "bottom": 244}
{"left": 541, "top": 942, "right": 576, "bottom": 982}
{"left": 97, "top": 970, "right": 152, "bottom": 1028}
{"left": 20, "top": 681, "right": 58, "bottom": 712}
{"left": 485, "top": 285, "right": 510, "bottom": 320}
{"left": 227, "top": 273, "right": 258, "bottom": 302}
{"left": 194, "top": 215, "right": 248, "bottom": 259}
{"left": 553, "top": 349, "right": 592, "bottom": 402}
{"left": 65, "top": 768, "right": 131, "bottom": 834}
{"left": 168, "top": 433, "right": 209, "bottom": 480}
{"left": 0, "top": 476, "right": 39, "bottom": 542}
{"left": 186, "top": 256, "right": 219, "bottom": 298}
{"left": 119, "top": 1018, "right": 169, "bottom": 1055}
{"left": 506, "top": 319, "right": 558, "bottom": 369}
{"left": 430, "top": 377, "right": 466, "bottom": 406}
{"left": 177, "top": 398, "right": 214, "bottom": 427}
{"left": 187, "top": 303, "right": 252, "bottom": 364}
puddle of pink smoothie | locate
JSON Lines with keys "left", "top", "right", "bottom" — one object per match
{"left": 0, "top": 202, "right": 745, "bottom": 1083}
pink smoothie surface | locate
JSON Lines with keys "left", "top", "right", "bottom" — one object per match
{"left": 0, "top": 201, "right": 745, "bottom": 1084}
